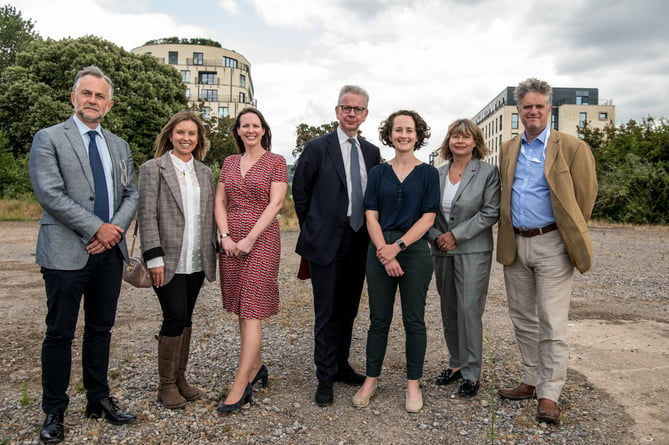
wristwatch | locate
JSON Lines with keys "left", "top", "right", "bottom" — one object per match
{"left": 220, "top": 233, "right": 229, "bottom": 239}
{"left": 395, "top": 239, "right": 407, "bottom": 251}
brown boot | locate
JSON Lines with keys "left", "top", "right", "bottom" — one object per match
{"left": 157, "top": 335, "right": 187, "bottom": 409}
{"left": 497, "top": 382, "right": 537, "bottom": 400}
{"left": 537, "top": 398, "right": 560, "bottom": 425}
{"left": 176, "top": 327, "right": 201, "bottom": 401}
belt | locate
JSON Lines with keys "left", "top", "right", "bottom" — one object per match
{"left": 513, "top": 223, "right": 558, "bottom": 237}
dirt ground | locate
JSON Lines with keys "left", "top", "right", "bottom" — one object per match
{"left": 0, "top": 221, "right": 667, "bottom": 443}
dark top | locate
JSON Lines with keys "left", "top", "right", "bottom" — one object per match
{"left": 364, "top": 162, "right": 440, "bottom": 233}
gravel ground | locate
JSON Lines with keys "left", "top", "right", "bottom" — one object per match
{"left": 0, "top": 223, "right": 667, "bottom": 444}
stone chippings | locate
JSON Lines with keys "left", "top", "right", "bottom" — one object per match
{"left": 2, "top": 226, "right": 665, "bottom": 444}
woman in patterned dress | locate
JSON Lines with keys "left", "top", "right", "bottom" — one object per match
{"left": 214, "top": 108, "right": 288, "bottom": 413}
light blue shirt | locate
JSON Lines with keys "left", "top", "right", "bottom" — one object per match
{"left": 73, "top": 115, "right": 115, "bottom": 220}
{"left": 510, "top": 125, "right": 555, "bottom": 229}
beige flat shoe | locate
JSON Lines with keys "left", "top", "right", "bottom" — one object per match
{"left": 352, "top": 380, "right": 377, "bottom": 408}
{"left": 405, "top": 387, "right": 423, "bottom": 413}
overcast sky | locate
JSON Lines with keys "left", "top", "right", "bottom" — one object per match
{"left": 12, "top": 0, "right": 669, "bottom": 163}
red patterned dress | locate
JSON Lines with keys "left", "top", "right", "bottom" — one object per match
{"left": 218, "top": 151, "right": 288, "bottom": 319}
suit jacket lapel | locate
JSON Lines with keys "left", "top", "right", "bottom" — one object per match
{"left": 63, "top": 117, "right": 95, "bottom": 193}
{"left": 505, "top": 138, "right": 522, "bottom": 194}
{"left": 326, "top": 131, "right": 347, "bottom": 187}
{"left": 453, "top": 159, "right": 477, "bottom": 203}
{"left": 160, "top": 152, "right": 185, "bottom": 215}
{"left": 543, "top": 131, "right": 559, "bottom": 178}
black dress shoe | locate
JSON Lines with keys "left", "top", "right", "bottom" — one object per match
{"left": 40, "top": 409, "right": 65, "bottom": 444}
{"left": 85, "top": 397, "right": 136, "bottom": 425}
{"left": 333, "top": 370, "right": 366, "bottom": 386}
{"left": 315, "top": 380, "right": 333, "bottom": 406}
{"left": 458, "top": 379, "right": 480, "bottom": 397}
{"left": 436, "top": 368, "right": 462, "bottom": 385}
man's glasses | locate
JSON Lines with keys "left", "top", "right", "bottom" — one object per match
{"left": 338, "top": 105, "right": 366, "bottom": 115}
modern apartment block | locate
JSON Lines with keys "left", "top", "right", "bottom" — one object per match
{"left": 131, "top": 40, "right": 256, "bottom": 120}
{"left": 457, "top": 87, "right": 615, "bottom": 167}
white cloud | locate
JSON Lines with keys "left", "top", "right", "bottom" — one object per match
{"left": 218, "top": 0, "right": 241, "bottom": 16}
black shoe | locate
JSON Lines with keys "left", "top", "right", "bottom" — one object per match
{"left": 251, "top": 364, "right": 269, "bottom": 388}
{"left": 458, "top": 379, "right": 480, "bottom": 397}
{"left": 315, "top": 380, "right": 333, "bottom": 406}
{"left": 333, "top": 370, "right": 366, "bottom": 386}
{"left": 85, "top": 397, "right": 136, "bottom": 425}
{"left": 39, "top": 409, "right": 65, "bottom": 444}
{"left": 436, "top": 368, "right": 462, "bottom": 385}
{"left": 217, "top": 383, "right": 253, "bottom": 414}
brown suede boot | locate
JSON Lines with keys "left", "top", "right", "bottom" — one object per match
{"left": 157, "top": 335, "right": 187, "bottom": 409}
{"left": 176, "top": 327, "right": 201, "bottom": 401}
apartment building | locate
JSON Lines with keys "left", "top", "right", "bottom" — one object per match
{"left": 132, "top": 40, "right": 256, "bottom": 119}
{"left": 438, "top": 87, "right": 614, "bottom": 167}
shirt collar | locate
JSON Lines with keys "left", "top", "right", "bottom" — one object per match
{"left": 522, "top": 125, "right": 550, "bottom": 146}
{"left": 169, "top": 151, "right": 194, "bottom": 171}
{"left": 337, "top": 127, "right": 357, "bottom": 146}
{"left": 72, "top": 114, "right": 101, "bottom": 137}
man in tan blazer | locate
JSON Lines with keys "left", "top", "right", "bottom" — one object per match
{"left": 496, "top": 78, "right": 597, "bottom": 425}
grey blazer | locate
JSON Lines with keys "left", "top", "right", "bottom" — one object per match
{"left": 138, "top": 152, "right": 217, "bottom": 284}
{"left": 29, "top": 116, "right": 139, "bottom": 270}
{"left": 427, "top": 159, "right": 501, "bottom": 256}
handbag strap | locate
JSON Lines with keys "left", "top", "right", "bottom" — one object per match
{"left": 129, "top": 158, "right": 163, "bottom": 257}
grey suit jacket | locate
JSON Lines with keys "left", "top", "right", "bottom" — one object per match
{"left": 138, "top": 152, "right": 217, "bottom": 284}
{"left": 29, "top": 116, "right": 139, "bottom": 270}
{"left": 427, "top": 159, "right": 500, "bottom": 256}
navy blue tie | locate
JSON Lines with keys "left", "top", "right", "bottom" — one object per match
{"left": 348, "top": 138, "right": 364, "bottom": 231}
{"left": 87, "top": 131, "right": 109, "bottom": 222}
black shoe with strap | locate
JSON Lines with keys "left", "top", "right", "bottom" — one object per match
{"left": 40, "top": 409, "right": 65, "bottom": 444}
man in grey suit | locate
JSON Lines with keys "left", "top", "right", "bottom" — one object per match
{"left": 29, "top": 66, "right": 139, "bottom": 444}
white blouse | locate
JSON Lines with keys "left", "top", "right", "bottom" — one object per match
{"left": 440, "top": 178, "right": 460, "bottom": 222}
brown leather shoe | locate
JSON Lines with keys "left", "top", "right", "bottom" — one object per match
{"left": 536, "top": 398, "right": 560, "bottom": 424}
{"left": 497, "top": 382, "right": 536, "bottom": 400}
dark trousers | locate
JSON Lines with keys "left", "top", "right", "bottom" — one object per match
{"left": 310, "top": 225, "right": 369, "bottom": 382}
{"left": 41, "top": 247, "right": 122, "bottom": 413}
{"left": 153, "top": 272, "right": 205, "bottom": 337}
{"left": 364, "top": 231, "right": 433, "bottom": 380}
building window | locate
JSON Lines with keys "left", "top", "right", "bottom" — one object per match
{"left": 200, "top": 89, "right": 218, "bottom": 102}
{"left": 201, "top": 106, "right": 211, "bottom": 119}
{"left": 224, "top": 56, "right": 238, "bottom": 68}
{"left": 198, "top": 72, "right": 217, "bottom": 85}
{"left": 498, "top": 115, "right": 502, "bottom": 132}
{"left": 168, "top": 51, "right": 178, "bottom": 64}
{"left": 193, "top": 52, "right": 204, "bottom": 65}
{"left": 185, "top": 88, "right": 190, "bottom": 99}
{"left": 579, "top": 112, "right": 587, "bottom": 128}
{"left": 239, "top": 74, "right": 246, "bottom": 88}
{"left": 551, "top": 113, "right": 558, "bottom": 129}
{"left": 576, "top": 90, "right": 589, "bottom": 105}
{"left": 180, "top": 70, "right": 190, "bottom": 83}
{"left": 599, "top": 112, "right": 608, "bottom": 120}
{"left": 511, "top": 113, "right": 518, "bottom": 129}
{"left": 218, "top": 107, "right": 229, "bottom": 118}
{"left": 239, "top": 92, "right": 246, "bottom": 103}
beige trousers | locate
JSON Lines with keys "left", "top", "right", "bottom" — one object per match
{"left": 503, "top": 230, "right": 574, "bottom": 402}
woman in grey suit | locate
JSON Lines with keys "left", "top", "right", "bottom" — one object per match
{"left": 138, "top": 111, "right": 218, "bottom": 409}
{"left": 427, "top": 119, "right": 500, "bottom": 397}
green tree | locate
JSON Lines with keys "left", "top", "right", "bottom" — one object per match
{"left": 582, "top": 117, "right": 669, "bottom": 224}
{"left": 0, "top": 35, "right": 187, "bottom": 167}
{"left": 0, "top": 4, "right": 39, "bottom": 73}
{"left": 293, "top": 121, "right": 339, "bottom": 158}
{"left": 203, "top": 114, "right": 238, "bottom": 167}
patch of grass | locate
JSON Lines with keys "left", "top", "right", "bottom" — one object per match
{"left": 21, "top": 381, "right": 29, "bottom": 406}
{"left": 0, "top": 198, "right": 42, "bottom": 221}
{"left": 279, "top": 195, "right": 299, "bottom": 231}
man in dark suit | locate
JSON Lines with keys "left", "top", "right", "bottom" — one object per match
{"left": 293, "top": 85, "right": 381, "bottom": 406}
{"left": 29, "top": 66, "right": 139, "bottom": 443}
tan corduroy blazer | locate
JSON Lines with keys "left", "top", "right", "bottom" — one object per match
{"left": 496, "top": 129, "right": 598, "bottom": 273}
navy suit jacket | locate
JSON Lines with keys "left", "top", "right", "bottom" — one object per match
{"left": 293, "top": 130, "right": 380, "bottom": 266}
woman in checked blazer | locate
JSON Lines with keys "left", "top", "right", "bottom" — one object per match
{"left": 138, "top": 111, "right": 217, "bottom": 409}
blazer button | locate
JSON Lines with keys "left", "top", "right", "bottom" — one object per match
{"left": 89, "top": 196, "right": 94, "bottom": 201}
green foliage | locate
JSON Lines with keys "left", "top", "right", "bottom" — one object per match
{"left": 143, "top": 37, "right": 222, "bottom": 48}
{"left": 0, "top": 130, "right": 32, "bottom": 198}
{"left": 293, "top": 121, "right": 339, "bottom": 158}
{"left": 21, "top": 381, "right": 29, "bottom": 406}
{"left": 582, "top": 118, "right": 669, "bottom": 224}
{"left": 0, "top": 34, "right": 188, "bottom": 197}
{"left": 0, "top": 4, "right": 40, "bottom": 72}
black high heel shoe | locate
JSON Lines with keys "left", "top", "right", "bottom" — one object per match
{"left": 217, "top": 383, "right": 253, "bottom": 414}
{"left": 251, "top": 364, "right": 269, "bottom": 388}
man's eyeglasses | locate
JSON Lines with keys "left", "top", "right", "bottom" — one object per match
{"left": 338, "top": 105, "right": 366, "bottom": 115}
